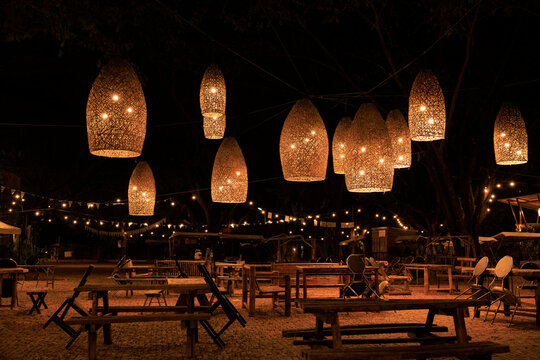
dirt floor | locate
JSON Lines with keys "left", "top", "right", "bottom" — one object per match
{"left": 1, "top": 266, "right": 539, "bottom": 359}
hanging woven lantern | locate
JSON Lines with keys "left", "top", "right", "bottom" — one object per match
{"left": 408, "top": 70, "right": 446, "bottom": 141}
{"left": 345, "top": 103, "right": 394, "bottom": 192}
{"left": 203, "top": 114, "right": 226, "bottom": 139}
{"left": 332, "top": 117, "right": 352, "bottom": 174}
{"left": 386, "top": 109, "right": 411, "bottom": 169}
{"left": 128, "top": 161, "right": 156, "bottom": 216}
{"left": 86, "top": 59, "right": 147, "bottom": 158}
{"left": 279, "top": 99, "right": 329, "bottom": 181}
{"left": 494, "top": 103, "right": 528, "bottom": 165}
{"left": 200, "top": 64, "right": 226, "bottom": 139}
{"left": 211, "top": 137, "right": 248, "bottom": 203}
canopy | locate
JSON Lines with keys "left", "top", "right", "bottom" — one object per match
{"left": 498, "top": 194, "right": 540, "bottom": 211}
{"left": 492, "top": 232, "right": 540, "bottom": 242}
{"left": 0, "top": 221, "right": 21, "bottom": 235}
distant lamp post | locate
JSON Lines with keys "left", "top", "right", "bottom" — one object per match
{"left": 200, "top": 64, "right": 226, "bottom": 139}
{"left": 345, "top": 103, "right": 394, "bottom": 192}
{"left": 211, "top": 137, "right": 248, "bottom": 203}
{"left": 408, "top": 70, "right": 446, "bottom": 141}
{"left": 86, "top": 59, "right": 147, "bottom": 157}
{"left": 279, "top": 99, "right": 329, "bottom": 181}
{"left": 203, "top": 114, "right": 226, "bottom": 139}
{"left": 386, "top": 109, "right": 411, "bottom": 169}
{"left": 128, "top": 161, "right": 156, "bottom": 216}
{"left": 332, "top": 116, "right": 352, "bottom": 174}
{"left": 494, "top": 103, "right": 528, "bottom": 165}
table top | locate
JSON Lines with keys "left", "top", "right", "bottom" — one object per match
{"left": 76, "top": 278, "right": 208, "bottom": 292}
{"left": 296, "top": 298, "right": 488, "bottom": 313}
{"left": 296, "top": 265, "right": 379, "bottom": 274}
{"left": 461, "top": 267, "right": 540, "bottom": 278}
{"left": 404, "top": 263, "right": 453, "bottom": 270}
{"left": 20, "top": 264, "right": 55, "bottom": 269}
{"left": 0, "top": 268, "right": 28, "bottom": 274}
{"left": 215, "top": 262, "right": 245, "bottom": 268}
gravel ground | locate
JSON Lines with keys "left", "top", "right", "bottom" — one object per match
{"left": 1, "top": 268, "right": 538, "bottom": 359}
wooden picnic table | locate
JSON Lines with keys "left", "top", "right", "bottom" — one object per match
{"left": 461, "top": 266, "right": 540, "bottom": 325}
{"left": 295, "top": 298, "right": 487, "bottom": 349}
{"left": 0, "top": 267, "right": 28, "bottom": 309}
{"left": 404, "top": 263, "right": 454, "bottom": 294}
{"left": 75, "top": 278, "right": 211, "bottom": 357}
{"left": 295, "top": 265, "right": 380, "bottom": 300}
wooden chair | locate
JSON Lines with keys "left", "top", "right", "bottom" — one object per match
{"left": 242, "top": 265, "right": 291, "bottom": 317}
{"left": 197, "top": 263, "right": 247, "bottom": 348}
{"left": 43, "top": 265, "right": 94, "bottom": 348}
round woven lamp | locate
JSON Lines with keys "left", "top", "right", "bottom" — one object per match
{"left": 203, "top": 114, "right": 226, "bottom": 139}
{"left": 332, "top": 116, "right": 352, "bottom": 174}
{"left": 279, "top": 99, "right": 329, "bottom": 181}
{"left": 200, "top": 64, "right": 226, "bottom": 139}
{"left": 386, "top": 109, "right": 411, "bottom": 169}
{"left": 408, "top": 70, "right": 446, "bottom": 141}
{"left": 128, "top": 161, "right": 156, "bottom": 216}
{"left": 211, "top": 137, "right": 248, "bottom": 203}
{"left": 345, "top": 103, "right": 394, "bottom": 192}
{"left": 494, "top": 103, "right": 528, "bottom": 165}
{"left": 86, "top": 59, "right": 147, "bottom": 158}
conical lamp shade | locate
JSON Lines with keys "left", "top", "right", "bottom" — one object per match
{"left": 386, "top": 110, "right": 411, "bottom": 169}
{"left": 128, "top": 161, "right": 156, "bottom": 216}
{"left": 494, "top": 103, "right": 528, "bottom": 165}
{"left": 345, "top": 103, "right": 394, "bottom": 192}
{"left": 408, "top": 70, "right": 446, "bottom": 141}
{"left": 203, "top": 114, "right": 226, "bottom": 139}
{"left": 279, "top": 99, "right": 329, "bottom": 181}
{"left": 211, "top": 137, "right": 248, "bottom": 203}
{"left": 200, "top": 64, "right": 226, "bottom": 139}
{"left": 86, "top": 59, "right": 147, "bottom": 158}
{"left": 332, "top": 116, "right": 352, "bottom": 174}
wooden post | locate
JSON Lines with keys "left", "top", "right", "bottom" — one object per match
{"left": 242, "top": 266, "right": 248, "bottom": 309}
{"left": 102, "top": 291, "right": 112, "bottom": 344}
{"left": 284, "top": 275, "right": 291, "bottom": 317}
{"left": 277, "top": 239, "right": 282, "bottom": 262}
{"left": 88, "top": 326, "right": 97, "bottom": 360}
{"left": 249, "top": 266, "right": 256, "bottom": 316}
{"left": 311, "top": 238, "right": 316, "bottom": 260}
{"left": 295, "top": 269, "right": 300, "bottom": 307}
{"left": 453, "top": 307, "right": 469, "bottom": 343}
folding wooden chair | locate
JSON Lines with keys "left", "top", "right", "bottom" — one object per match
{"left": 197, "top": 263, "right": 246, "bottom": 348}
{"left": 43, "top": 265, "right": 94, "bottom": 348}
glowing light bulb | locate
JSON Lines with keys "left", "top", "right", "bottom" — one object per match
{"left": 211, "top": 87, "right": 217, "bottom": 93}
{"left": 517, "top": 150, "right": 522, "bottom": 155}
{"left": 219, "top": 186, "right": 223, "bottom": 191}
{"left": 112, "top": 95, "right": 119, "bottom": 101}
{"left": 379, "top": 158, "right": 384, "bottom": 163}
{"left": 340, "top": 155, "right": 345, "bottom": 158}
{"left": 127, "top": 107, "right": 133, "bottom": 113}
{"left": 398, "top": 138, "right": 403, "bottom": 143}
{"left": 420, "top": 106, "right": 426, "bottom": 111}
{"left": 310, "top": 130, "right": 316, "bottom": 135}
{"left": 62, "top": 203, "right": 67, "bottom": 208}
{"left": 290, "top": 144, "right": 295, "bottom": 149}
{"left": 8, "top": 209, "right": 12, "bottom": 212}
{"left": 14, "top": 194, "right": 20, "bottom": 199}
{"left": 304, "top": 138, "right": 310, "bottom": 142}
{"left": 100, "top": 221, "right": 104, "bottom": 225}
{"left": 360, "top": 170, "right": 365, "bottom": 175}
{"left": 398, "top": 155, "right": 404, "bottom": 160}
{"left": 142, "top": 192, "right": 146, "bottom": 196}
{"left": 501, "top": 133, "right": 506, "bottom": 137}
{"left": 361, "top": 147, "right": 366, "bottom": 152}
{"left": 504, "top": 143, "right": 510, "bottom": 147}
{"left": 510, "top": 181, "right": 515, "bottom": 187}
{"left": 428, "top": 119, "right": 434, "bottom": 124}
{"left": 102, "top": 113, "right": 108, "bottom": 119}
{"left": 236, "top": 171, "right": 241, "bottom": 176}
{"left": 192, "top": 195, "right": 196, "bottom": 200}
{"left": 227, "top": 179, "right": 231, "bottom": 184}
{"left": 339, "top": 143, "right": 345, "bottom": 148}
{"left": 171, "top": 202, "right": 175, "bottom": 206}
{"left": 132, "top": 186, "right": 137, "bottom": 190}
{"left": 35, "top": 211, "right": 40, "bottom": 216}
{"left": 249, "top": 201, "right": 253, "bottom": 205}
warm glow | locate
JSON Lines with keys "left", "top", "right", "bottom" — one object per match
{"left": 102, "top": 113, "right": 108, "bottom": 119}
{"left": 428, "top": 118, "right": 434, "bottom": 124}
{"left": 112, "top": 95, "right": 119, "bottom": 101}
{"left": 420, "top": 106, "right": 426, "bottom": 111}
{"left": 211, "top": 87, "right": 217, "bottom": 93}
{"left": 361, "top": 147, "right": 366, "bottom": 152}
{"left": 127, "top": 107, "right": 133, "bottom": 113}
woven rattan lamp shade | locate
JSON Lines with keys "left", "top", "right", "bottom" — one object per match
{"left": 280, "top": 99, "right": 329, "bottom": 181}
{"left": 203, "top": 114, "right": 226, "bottom": 139}
{"left": 200, "top": 64, "right": 226, "bottom": 138}
{"left": 86, "top": 59, "right": 147, "bottom": 158}
{"left": 332, "top": 117, "right": 352, "bottom": 174}
{"left": 494, "top": 103, "right": 528, "bottom": 165}
{"left": 211, "top": 137, "right": 248, "bottom": 203}
{"left": 386, "top": 110, "right": 411, "bottom": 169}
{"left": 345, "top": 103, "right": 394, "bottom": 193}
{"left": 408, "top": 70, "right": 446, "bottom": 141}
{"left": 128, "top": 161, "right": 156, "bottom": 216}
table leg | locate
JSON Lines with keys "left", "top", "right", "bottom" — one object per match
{"left": 295, "top": 270, "right": 300, "bottom": 307}
{"left": 242, "top": 269, "right": 248, "bottom": 309}
{"left": 249, "top": 266, "right": 256, "bottom": 316}
{"left": 424, "top": 308, "right": 436, "bottom": 332}
{"left": 88, "top": 326, "right": 97, "bottom": 360}
{"left": 424, "top": 268, "right": 430, "bottom": 294}
{"left": 315, "top": 317, "right": 324, "bottom": 340}
{"left": 452, "top": 307, "right": 469, "bottom": 343}
{"left": 302, "top": 272, "right": 307, "bottom": 299}
{"left": 186, "top": 319, "right": 195, "bottom": 358}
{"left": 11, "top": 273, "right": 17, "bottom": 309}
{"left": 534, "top": 284, "right": 540, "bottom": 326}
{"left": 102, "top": 292, "right": 112, "bottom": 345}
{"left": 330, "top": 313, "right": 342, "bottom": 348}
{"left": 448, "top": 267, "right": 453, "bottom": 295}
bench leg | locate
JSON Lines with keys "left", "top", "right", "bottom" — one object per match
{"left": 186, "top": 320, "right": 196, "bottom": 358}
{"left": 88, "top": 326, "right": 97, "bottom": 360}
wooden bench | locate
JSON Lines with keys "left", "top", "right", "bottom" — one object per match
{"left": 65, "top": 313, "right": 211, "bottom": 359}
{"left": 301, "top": 341, "right": 510, "bottom": 360}
{"left": 93, "top": 305, "right": 211, "bottom": 314}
